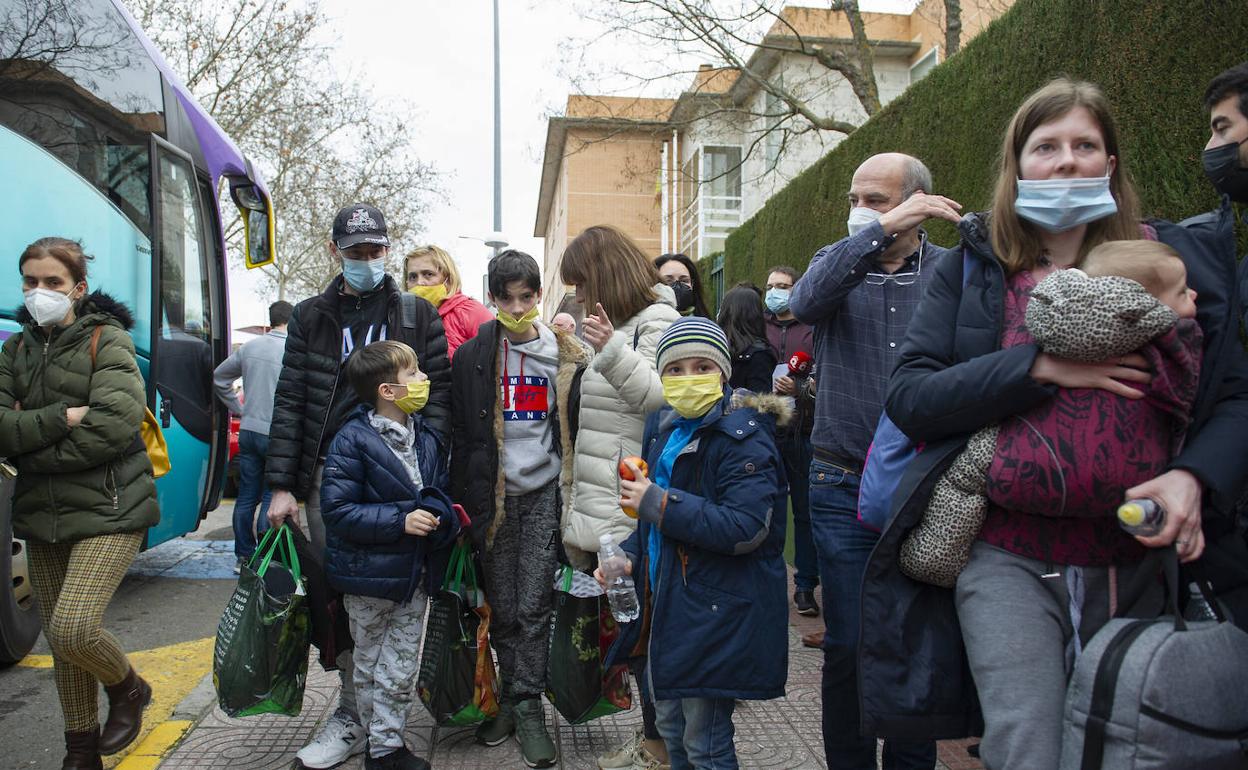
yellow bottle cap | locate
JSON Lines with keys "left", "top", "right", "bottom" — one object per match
{"left": 1118, "top": 502, "right": 1145, "bottom": 526}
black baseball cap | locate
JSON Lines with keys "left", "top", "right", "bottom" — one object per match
{"left": 331, "top": 203, "right": 390, "bottom": 249}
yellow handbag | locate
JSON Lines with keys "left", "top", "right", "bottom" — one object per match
{"left": 89, "top": 327, "right": 171, "bottom": 478}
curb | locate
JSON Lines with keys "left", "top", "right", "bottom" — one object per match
{"left": 115, "top": 671, "right": 216, "bottom": 769}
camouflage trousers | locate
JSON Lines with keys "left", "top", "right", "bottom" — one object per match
{"left": 343, "top": 592, "right": 428, "bottom": 756}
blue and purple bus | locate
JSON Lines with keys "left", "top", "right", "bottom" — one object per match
{"left": 0, "top": 0, "right": 276, "bottom": 661}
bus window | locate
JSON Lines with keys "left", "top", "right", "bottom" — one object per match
{"left": 155, "top": 147, "right": 214, "bottom": 445}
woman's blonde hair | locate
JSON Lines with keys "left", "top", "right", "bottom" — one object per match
{"left": 990, "top": 78, "right": 1142, "bottom": 275}
{"left": 560, "top": 225, "right": 660, "bottom": 322}
{"left": 404, "top": 244, "right": 461, "bottom": 295}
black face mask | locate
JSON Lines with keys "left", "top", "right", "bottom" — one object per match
{"left": 670, "top": 281, "right": 695, "bottom": 313}
{"left": 1202, "top": 141, "right": 1248, "bottom": 202}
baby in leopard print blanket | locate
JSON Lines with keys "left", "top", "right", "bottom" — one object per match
{"left": 900, "top": 240, "right": 1203, "bottom": 588}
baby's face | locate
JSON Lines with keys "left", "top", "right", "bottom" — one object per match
{"left": 1159, "top": 260, "right": 1198, "bottom": 320}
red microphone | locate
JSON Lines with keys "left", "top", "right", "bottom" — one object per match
{"left": 788, "top": 351, "right": 813, "bottom": 376}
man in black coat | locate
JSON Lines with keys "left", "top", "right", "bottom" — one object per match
{"left": 264, "top": 203, "right": 450, "bottom": 770}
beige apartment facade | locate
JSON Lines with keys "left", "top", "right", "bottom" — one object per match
{"left": 536, "top": 1, "right": 1013, "bottom": 318}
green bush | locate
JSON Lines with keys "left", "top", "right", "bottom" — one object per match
{"left": 720, "top": 0, "right": 1248, "bottom": 285}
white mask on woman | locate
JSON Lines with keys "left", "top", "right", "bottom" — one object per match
{"left": 24, "top": 287, "right": 76, "bottom": 327}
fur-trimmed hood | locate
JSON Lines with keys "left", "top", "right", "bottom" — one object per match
{"left": 16, "top": 290, "right": 136, "bottom": 330}
{"left": 729, "top": 389, "right": 794, "bottom": 428}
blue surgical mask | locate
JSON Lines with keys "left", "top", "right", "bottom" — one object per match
{"left": 1014, "top": 175, "right": 1117, "bottom": 233}
{"left": 764, "top": 287, "right": 791, "bottom": 314}
{"left": 342, "top": 256, "right": 386, "bottom": 292}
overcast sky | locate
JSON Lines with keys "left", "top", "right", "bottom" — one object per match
{"left": 225, "top": 0, "right": 917, "bottom": 329}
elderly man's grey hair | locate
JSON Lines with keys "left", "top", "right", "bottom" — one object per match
{"left": 900, "top": 156, "right": 933, "bottom": 200}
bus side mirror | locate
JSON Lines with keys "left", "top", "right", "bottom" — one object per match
{"left": 229, "top": 180, "right": 276, "bottom": 269}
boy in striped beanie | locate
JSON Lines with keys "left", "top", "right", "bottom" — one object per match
{"left": 600, "top": 315, "right": 791, "bottom": 769}
{"left": 653, "top": 316, "right": 733, "bottom": 418}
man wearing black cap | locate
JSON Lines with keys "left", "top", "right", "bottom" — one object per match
{"left": 264, "top": 203, "right": 450, "bottom": 769}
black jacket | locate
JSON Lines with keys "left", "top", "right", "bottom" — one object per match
{"left": 266, "top": 275, "right": 450, "bottom": 499}
{"left": 858, "top": 210, "right": 1248, "bottom": 741}
{"left": 728, "top": 339, "right": 777, "bottom": 393}
{"left": 450, "top": 321, "right": 589, "bottom": 550}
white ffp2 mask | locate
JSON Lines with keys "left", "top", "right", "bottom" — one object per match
{"left": 24, "top": 288, "right": 75, "bottom": 326}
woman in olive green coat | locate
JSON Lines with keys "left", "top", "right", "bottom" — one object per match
{"left": 0, "top": 238, "right": 160, "bottom": 769}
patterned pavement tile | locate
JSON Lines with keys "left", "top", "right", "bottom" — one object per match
{"left": 162, "top": 575, "right": 979, "bottom": 769}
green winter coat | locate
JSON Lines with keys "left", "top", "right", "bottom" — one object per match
{"left": 0, "top": 292, "right": 159, "bottom": 543}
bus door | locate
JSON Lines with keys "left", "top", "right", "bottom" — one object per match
{"left": 148, "top": 135, "right": 224, "bottom": 545}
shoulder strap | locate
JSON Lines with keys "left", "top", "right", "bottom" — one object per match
{"left": 88, "top": 326, "right": 103, "bottom": 369}
{"left": 399, "top": 292, "right": 418, "bottom": 330}
{"left": 633, "top": 323, "right": 642, "bottom": 351}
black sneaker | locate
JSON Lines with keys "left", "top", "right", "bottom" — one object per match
{"left": 363, "top": 745, "right": 431, "bottom": 770}
{"left": 794, "top": 590, "right": 820, "bottom": 617}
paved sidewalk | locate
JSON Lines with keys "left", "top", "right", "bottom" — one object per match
{"left": 159, "top": 576, "right": 981, "bottom": 769}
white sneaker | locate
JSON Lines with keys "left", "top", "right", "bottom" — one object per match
{"left": 598, "top": 729, "right": 644, "bottom": 769}
{"left": 296, "top": 710, "right": 366, "bottom": 769}
{"left": 632, "top": 745, "right": 671, "bottom": 770}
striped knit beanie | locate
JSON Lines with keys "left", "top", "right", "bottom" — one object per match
{"left": 655, "top": 316, "right": 732, "bottom": 376}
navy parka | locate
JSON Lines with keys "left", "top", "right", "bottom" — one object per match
{"left": 613, "top": 390, "right": 790, "bottom": 701}
{"left": 320, "top": 406, "right": 459, "bottom": 602}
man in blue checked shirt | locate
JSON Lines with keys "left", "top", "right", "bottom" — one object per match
{"left": 789, "top": 152, "right": 961, "bottom": 770}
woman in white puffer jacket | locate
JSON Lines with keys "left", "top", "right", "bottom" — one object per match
{"left": 559, "top": 225, "right": 680, "bottom": 566}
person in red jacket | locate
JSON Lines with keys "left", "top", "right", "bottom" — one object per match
{"left": 403, "top": 245, "right": 494, "bottom": 360}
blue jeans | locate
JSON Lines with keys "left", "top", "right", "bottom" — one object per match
{"left": 780, "top": 431, "right": 817, "bottom": 592}
{"left": 233, "top": 429, "right": 272, "bottom": 560}
{"left": 809, "top": 459, "right": 935, "bottom": 770}
{"left": 654, "top": 697, "right": 737, "bottom": 770}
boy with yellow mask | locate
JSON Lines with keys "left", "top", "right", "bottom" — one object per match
{"left": 450, "top": 250, "right": 591, "bottom": 768}
{"left": 319, "top": 340, "right": 458, "bottom": 770}
{"left": 599, "top": 316, "right": 792, "bottom": 770}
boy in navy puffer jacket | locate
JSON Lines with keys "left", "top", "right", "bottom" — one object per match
{"left": 320, "top": 340, "right": 459, "bottom": 770}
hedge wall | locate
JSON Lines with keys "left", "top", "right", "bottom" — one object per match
{"left": 719, "top": 0, "right": 1248, "bottom": 286}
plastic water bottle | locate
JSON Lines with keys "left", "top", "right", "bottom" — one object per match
{"left": 1117, "top": 498, "right": 1165, "bottom": 537}
{"left": 599, "top": 534, "right": 640, "bottom": 623}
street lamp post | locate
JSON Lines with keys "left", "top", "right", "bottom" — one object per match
{"left": 492, "top": 0, "right": 502, "bottom": 238}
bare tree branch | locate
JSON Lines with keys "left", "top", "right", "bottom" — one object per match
{"left": 128, "top": 0, "right": 441, "bottom": 302}
{"left": 562, "top": 0, "right": 965, "bottom": 173}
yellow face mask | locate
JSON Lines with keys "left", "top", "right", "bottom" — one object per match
{"left": 661, "top": 373, "right": 724, "bottom": 418}
{"left": 388, "top": 380, "right": 430, "bottom": 414}
{"left": 498, "top": 306, "right": 539, "bottom": 334}
{"left": 409, "top": 283, "right": 449, "bottom": 307}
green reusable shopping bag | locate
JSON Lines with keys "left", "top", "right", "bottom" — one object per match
{"left": 546, "top": 565, "right": 632, "bottom": 724}
{"left": 416, "top": 539, "right": 500, "bottom": 725}
{"left": 213, "top": 524, "right": 311, "bottom": 717}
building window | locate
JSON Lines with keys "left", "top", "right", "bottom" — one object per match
{"left": 764, "top": 72, "right": 783, "bottom": 170}
{"left": 680, "top": 145, "right": 743, "bottom": 261}
{"left": 710, "top": 254, "right": 725, "bottom": 314}
{"left": 909, "top": 46, "right": 940, "bottom": 84}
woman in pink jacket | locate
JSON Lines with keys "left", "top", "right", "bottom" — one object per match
{"left": 404, "top": 244, "right": 495, "bottom": 360}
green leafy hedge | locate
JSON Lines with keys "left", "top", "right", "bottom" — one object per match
{"left": 719, "top": 0, "right": 1248, "bottom": 286}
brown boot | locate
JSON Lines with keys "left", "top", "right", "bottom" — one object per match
{"left": 98, "top": 667, "right": 152, "bottom": 754}
{"left": 62, "top": 729, "right": 103, "bottom": 770}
